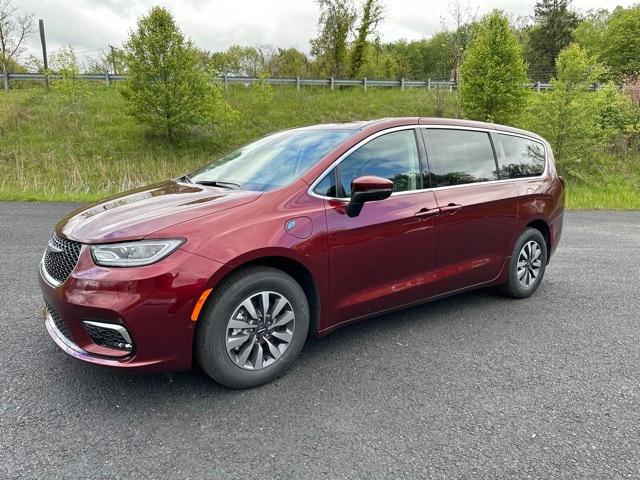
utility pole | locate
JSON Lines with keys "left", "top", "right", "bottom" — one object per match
{"left": 39, "top": 19, "right": 49, "bottom": 89}
{"left": 109, "top": 45, "right": 118, "bottom": 75}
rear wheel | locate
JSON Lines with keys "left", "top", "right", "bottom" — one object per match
{"left": 196, "top": 266, "right": 309, "bottom": 389}
{"left": 500, "top": 228, "right": 548, "bottom": 299}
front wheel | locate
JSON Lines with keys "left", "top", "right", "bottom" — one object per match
{"left": 196, "top": 266, "right": 309, "bottom": 389}
{"left": 500, "top": 228, "right": 548, "bottom": 299}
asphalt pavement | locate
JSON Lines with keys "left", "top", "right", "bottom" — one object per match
{"left": 1, "top": 203, "right": 639, "bottom": 479}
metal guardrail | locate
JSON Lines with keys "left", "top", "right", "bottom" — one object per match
{"left": 7, "top": 73, "right": 126, "bottom": 81}
{"left": 7, "top": 72, "right": 460, "bottom": 90}
{"left": 2, "top": 72, "right": 460, "bottom": 91}
{"left": 4, "top": 72, "right": 593, "bottom": 92}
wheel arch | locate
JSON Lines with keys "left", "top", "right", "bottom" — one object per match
{"left": 204, "top": 251, "right": 323, "bottom": 336}
{"left": 525, "top": 218, "right": 551, "bottom": 261}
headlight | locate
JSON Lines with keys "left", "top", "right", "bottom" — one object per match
{"left": 90, "top": 239, "right": 185, "bottom": 267}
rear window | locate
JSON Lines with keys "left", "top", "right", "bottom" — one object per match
{"left": 424, "top": 129, "right": 498, "bottom": 186}
{"left": 494, "top": 134, "right": 546, "bottom": 179}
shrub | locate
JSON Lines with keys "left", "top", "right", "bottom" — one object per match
{"left": 250, "top": 72, "right": 275, "bottom": 111}
{"left": 49, "top": 46, "right": 91, "bottom": 118}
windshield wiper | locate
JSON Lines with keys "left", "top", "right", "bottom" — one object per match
{"left": 193, "top": 180, "right": 243, "bottom": 190}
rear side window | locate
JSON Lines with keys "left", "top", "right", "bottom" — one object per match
{"left": 424, "top": 129, "right": 498, "bottom": 186}
{"left": 337, "top": 130, "right": 421, "bottom": 196}
{"left": 495, "top": 134, "right": 546, "bottom": 178}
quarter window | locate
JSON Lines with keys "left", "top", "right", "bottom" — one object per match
{"left": 495, "top": 134, "right": 546, "bottom": 178}
{"left": 424, "top": 129, "right": 498, "bottom": 186}
{"left": 337, "top": 130, "right": 421, "bottom": 197}
{"left": 313, "top": 169, "right": 337, "bottom": 197}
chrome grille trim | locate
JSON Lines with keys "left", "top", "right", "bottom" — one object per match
{"left": 41, "top": 232, "right": 82, "bottom": 286}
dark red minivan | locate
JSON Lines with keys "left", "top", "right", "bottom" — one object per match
{"left": 39, "top": 118, "right": 564, "bottom": 388}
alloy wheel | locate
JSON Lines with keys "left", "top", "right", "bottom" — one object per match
{"left": 225, "top": 291, "right": 295, "bottom": 370}
{"left": 517, "top": 240, "right": 542, "bottom": 288}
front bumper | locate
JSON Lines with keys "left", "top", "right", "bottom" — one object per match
{"left": 39, "top": 245, "right": 230, "bottom": 373}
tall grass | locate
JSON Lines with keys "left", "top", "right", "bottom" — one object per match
{"left": 0, "top": 84, "right": 638, "bottom": 208}
{"left": 0, "top": 85, "right": 456, "bottom": 202}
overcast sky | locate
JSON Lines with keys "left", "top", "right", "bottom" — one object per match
{"left": 18, "top": 0, "right": 638, "bottom": 64}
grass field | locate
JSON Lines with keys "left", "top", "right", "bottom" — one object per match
{"left": 1, "top": 84, "right": 638, "bottom": 208}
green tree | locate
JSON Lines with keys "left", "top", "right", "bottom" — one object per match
{"left": 414, "top": 32, "right": 457, "bottom": 79}
{"left": 459, "top": 10, "right": 528, "bottom": 124}
{"left": 601, "top": 6, "right": 640, "bottom": 81}
{"left": 222, "top": 45, "right": 262, "bottom": 76}
{"left": 525, "top": 44, "right": 605, "bottom": 166}
{"left": 573, "top": 9, "right": 609, "bottom": 62}
{"left": 444, "top": 1, "right": 479, "bottom": 82}
{"left": 270, "top": 48, "right": 309, "bottom": 77}
{"left": 121, "top": 7, "right": 236, "bottom": 139}
{"left": 193, "top": 48, "right": 221, "bottom": 77}
{"left": 0, "top": 0, "right": 35, "bottom": 90}
{"left": 526, "top": 0, "right": 579, "bottom": 81}
{"left": 358, "top": 39, "right": 399, "bottom": 79}
{"left": 310, "top": 0, "right": 356, "bottom": 77}
{"left": 350, "top": 0, "right": 384, "bottom": 77}
{"left": 380, "top": 34, "right": 456, "bottom": 80}
{"left": 86, "top": 47, "right": 127, "bottom": 75}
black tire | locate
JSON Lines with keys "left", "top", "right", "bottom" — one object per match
{"left": 500, "top": 227, "right": 548, "bottom": 299}
{"left": 196, "top": 266, "right": 309, "bottom": 389}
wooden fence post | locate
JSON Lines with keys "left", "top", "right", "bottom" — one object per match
{"left": 427, "top": 78, "right": 431, "bottom": 90}
{"left": 296, "top": 76, "right": 300, "bottom": 91}
{"left": 363, "top": 77, "right": 367, "bottom": 91}
{"left": 109, "top": 45, "right": 118, "bottom": 75}
{"left": 39, "top": 19, "right": 49, "bottom": 90}
{"left": 330, "top": 76, "right": 334, "bottom": 91}
{"left": 105, "top": 72, "right": 110, "bottom": 87}
{"left": 401, "top": 77, "right": 405, "bottom": 91}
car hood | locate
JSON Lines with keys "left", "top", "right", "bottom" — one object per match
{"left": 58, "top": 180, "right": 262, "bottom": 244}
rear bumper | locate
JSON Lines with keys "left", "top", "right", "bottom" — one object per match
{"left": 39, "top": 246, "right": 230, "bottom": 373}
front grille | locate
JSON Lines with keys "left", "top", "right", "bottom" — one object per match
{"left": 43, "top": 232, "right": 82, "bottom": 284}
{"left": 45, "top": 301, "right": 74, "bottom": 342}
{"left": 83, "top": 322, "right": 133, "bottom": 352}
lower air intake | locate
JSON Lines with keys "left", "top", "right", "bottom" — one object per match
{"left": 82, "top": 320, "right": 133, "bottom": 352}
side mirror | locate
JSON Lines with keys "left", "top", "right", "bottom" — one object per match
{"left": 346, "top": 176, "right": 394, "bottom": 217}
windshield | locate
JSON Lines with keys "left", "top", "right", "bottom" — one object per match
{"left": 188, "top": 129, "right": 355, "bottom": 192}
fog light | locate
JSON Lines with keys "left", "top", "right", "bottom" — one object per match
{"left": 82, "top": 320, "right": 134, "bottom": 352}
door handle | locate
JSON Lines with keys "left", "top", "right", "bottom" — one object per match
{"left": 439, "top": 203, "right": 462, "bottom": 214}
{"left": 415, "top": 207, "right": 439, "bottom": 218}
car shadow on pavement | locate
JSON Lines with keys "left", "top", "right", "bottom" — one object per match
{"left": 45, "top": 288, "right": 515, "bottom": 409}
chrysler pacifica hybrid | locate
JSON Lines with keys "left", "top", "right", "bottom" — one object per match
{"left": 39, "top": 117, "right": 564, "bottom": 388}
